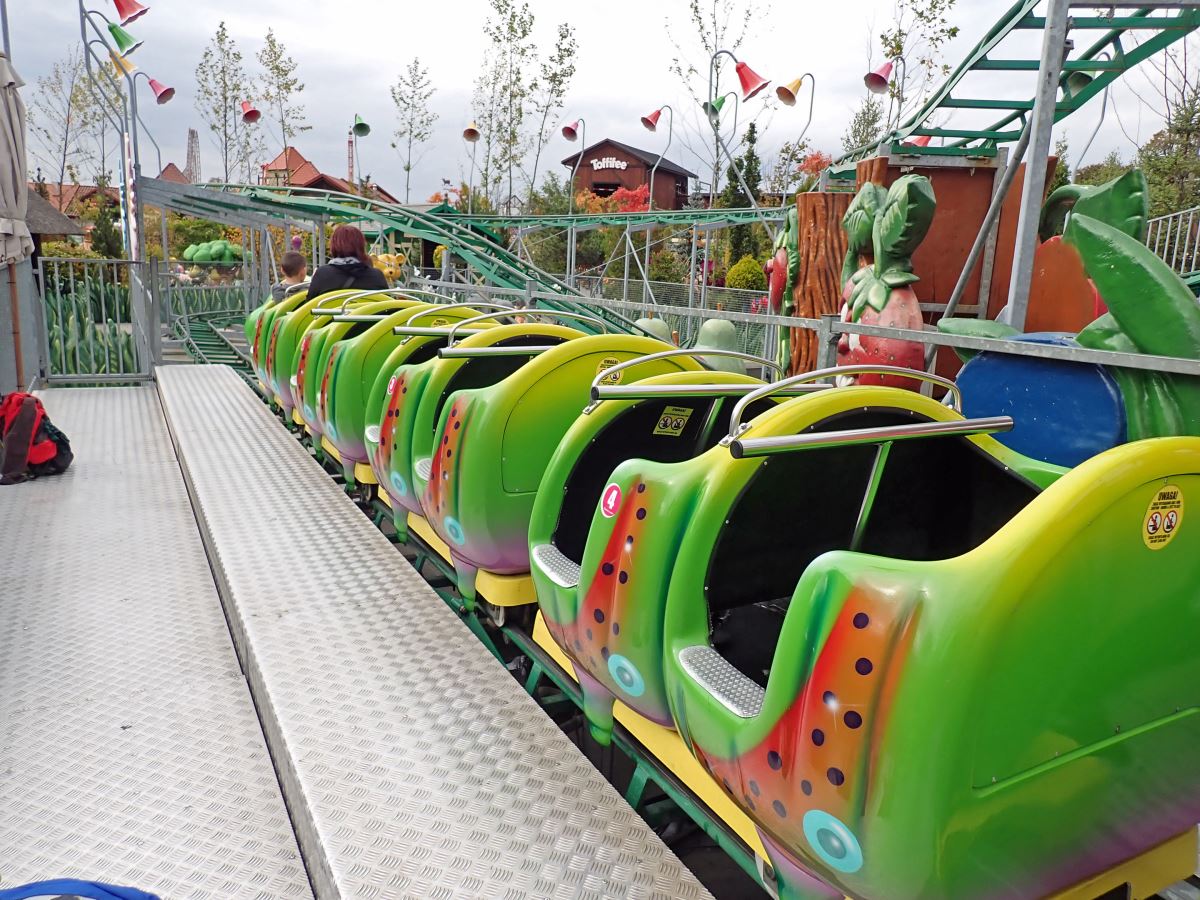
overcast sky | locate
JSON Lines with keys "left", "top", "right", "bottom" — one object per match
{"left": 12, "top": 0, "right": 1175, "bottom": 201}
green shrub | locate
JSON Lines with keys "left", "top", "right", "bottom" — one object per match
{"left": 647, "top": 249, "right": 688, "bottom": 283}
{"left": 725, "top": 255, "right": 767, "bottom": 291}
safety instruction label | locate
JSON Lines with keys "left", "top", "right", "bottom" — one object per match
{"left": 431, "top": 318, "right": 449, "bottom": 327}
{"left": 1143, "top": 484, "right": 1184, "bottom": 550}
{"left": 597, "top": 357, "right": 622, "bottom": 385}
{"left": 653, "top": 405, "right": 694, "bottom": 437}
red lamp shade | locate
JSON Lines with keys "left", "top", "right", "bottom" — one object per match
{"left": 910, "top": 134, "right": 931, "bottom": 147}
{"left": 148, "top": 78, "right": 174, "bottom": 105}
{"left": 641, "top": 108, "right": 662, "bottom": 132}
{"left": 864, "top": 61, "right": 894, "bottom": 95}
{"left": 240, "top": 100, "right": 262, "bottom": 124}
{"left": 735, "top": 60, "right": 769, "bottom": 101}
{"left": 561, "top": 119, "right": 580, "bottom": 141}
{"left": 463, "top": 121, "right": 480, "bottom": 143}
{"left": 112, "top": 0, "right": 149, "bottom": 25}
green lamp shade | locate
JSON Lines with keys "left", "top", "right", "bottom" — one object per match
{"left": 702, "top": 95, "right": 727, "bottom": 119}
{"left": 108, "top": 22, "right": 143, "bottom": 57}
{"left": 352, "top": 115, "right": 370, "bottom": 137}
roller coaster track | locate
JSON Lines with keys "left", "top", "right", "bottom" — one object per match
{"left": 833, "top": 1, "right": 1200, "bottom": 172}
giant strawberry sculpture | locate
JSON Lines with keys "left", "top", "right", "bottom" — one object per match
{"left": 835, "top": 175, "right": 935, "bottom": 387}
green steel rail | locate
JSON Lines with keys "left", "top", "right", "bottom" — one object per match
{"left": 201, "top": 183, "right": 641, "bottom": 335}
{"left": 833, "top": 2, "right": 1200, "bottom": 173}
{"left": 446, "top": 205, "right": 788, "bottom": 231}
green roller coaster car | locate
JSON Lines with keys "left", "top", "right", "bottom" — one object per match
{"left": 531, "top": 361, "right": 795, "bottom": 743}
{"left": 320, "top": 304, "right": 491, "bottom": 482}
{"left": 249, "top": 290, "right": 306, "bottom": 395}
{"left": 544, "top": 373, "right": 1200, "bottom": 899}
{"left": 294, "top": 298, "right": 419, "bottom": 439}
{"left": 381, "top": 321, "right": 585, "bottom": 559}
{"left": 418, "top": 333, "right": 698, "bottom": 603}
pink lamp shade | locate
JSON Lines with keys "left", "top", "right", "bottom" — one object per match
{"left": 641, "top": 108, "right": 663, "bottom": 132}
{"left": 463, "top": 121, "right": 480, "bottom": 142}
{"left": 561, "top": 120, "right": 580, "bottom": 141}
{"left": 240, "top": 100, "right": 262, "bottom": 124}
{"left": 864, "top": 61, "right": 894, "bottom": 95}
{"left": 148, "top": 78, "right": 174, "bottom": 105}
{"left": 735, "top": 60, "right": 769, "bottom": 101}
{"left": 112, "top": 0, "right": 149, "bottom": 24}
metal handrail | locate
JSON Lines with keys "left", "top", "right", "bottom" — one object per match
{"left": 311, "top": 287, "right": 415, "bottom": 316}
{"left": 283, "top": 279, "right": 311, "bottom": 298}
{"left": 437, "top": 345, "right": 558, "bottom": 359}
{"left": 724, "top": 365, "right": 963, "bottom": 441}
{"left": 390, "top": 302, "right": 515, "bottom": 337}
{"left": 586, "top": 382, "right": 832, "bottom": 412}
{"left": 729, "top": 416, "right": 1014, "bottom": 459}
{"left": 587, "top": 348, "right": 784, "bottom": 403}
{"left": 445, "top": 309, "right": 607, "bottom": 348}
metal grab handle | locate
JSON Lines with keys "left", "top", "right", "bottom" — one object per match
{"left": 588, "top": 348, "right": 784, "bottom": 402}
{"left": 390, "top": 301, "right": 515, "bottom": 336}
{"left": 312, "top": 288, "right": 415, "bottom": 316}
{"left": 437, "top": 345, "right": 557, "bottom": 359}
{"left": 282, "top": 279, "right": 311, "bottom": 298}
{"left": 446, "top": 309, "right": 608, "bottom": 348}
{"left": 729, "top": 416, "right": 1013, "bottom": 459}
{"left": 725, "top": 365, "right": 962, "bottom": 441}
{"left": 590, "top": 382, "right": 831, "bottom": 405}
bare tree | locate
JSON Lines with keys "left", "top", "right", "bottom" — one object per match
{"left": 28, "top": 46, "right": 89, "bottom": 197}
{"left": 470, "top": 52, "right": 505, "bottom": 209}
{"left": 390, "top": 58, "right": 438, "bottom": 204}
{"left": 257, "top": 28, "right": 309, "bottom": 180}
{"left": 763, "top": 136, "right": 812, "bottom": 197}
{"left": 74, "top": 68, "right": 124, "bottom": 182}
{"left": 195, "top": 22, "right": 255, "bottom": 182}
{"left": 525, "top": 22, "right": 577, "bottom": 204}
{"left": 666, "top": 0, "right": 770, "bottom": 197}
{"left": 484, "top": 0, "right": 536, "bottom": 213}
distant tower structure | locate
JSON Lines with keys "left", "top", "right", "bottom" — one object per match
{"left": 184, "top": 128, "right": 201, "bottom": 184}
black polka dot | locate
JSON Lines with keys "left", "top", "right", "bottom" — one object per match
{"left": 573, "top": 639, "right": 582, "bottom": 651}
{"left": 625, "top": 535, "right": 634, "bottom": 546}
{"left": 811, "top": 729, "right": 825, "bottom": 747}
{"left": 443, "top": 435, "right": 449, "bottom": 444}
{"left": 450, "top": 408, "right": 456, "bottom": 417}
{"left": 636, "top": 508, "right": 647, "bottom": 520}
{"left": 844, "top": 711, "right": 863, "bottom": 729}
{"left": 744, "top": 795, "right": 756, "bottom": 811}
{"left": 593, "top": 609, "right": 605, "bottom": 623}
{"left": 856, "top": 658, "right": 874, "bottom": 676}
{"left": 823, "top": 690, "right": 837, "bottom": 706}
{"left": 637, "top": 483, "right": 646, "bottom": 493}
{"left": 828, "top": 767, "right": 845, "bottom": 786}
{"left": 801, "top": 779, "right": 812, "bottom": 796}
{"left": 749, "top": 779, "right": 760, "bottom": 796}
{"left": 601, "top": 647, "right": 610, "bottom": 660}
{"left": 602, "top": 563, "right": 614, "bottom": 576}
{"left": 772, "top": 800, "right": 787, "bottom": 818}
{"left": 586, "top": 628, "right": 593, "bottom": 641}
{"left": 454, "top": 421, "right": 460, "bottom": 429}
{"left": 618, "top": 571, "right": 629, "bottom": 584}
{"left": 853, "top": 612, "right": 869, "bottom": 629}
{"left": 767, "top": 750, "right": 782, "bottom": 770}
{"left": 612, "top": 622, "right": 620, "bottom": 635}
{"left": 446, "top": 450, "right": 452, "bottom": 458}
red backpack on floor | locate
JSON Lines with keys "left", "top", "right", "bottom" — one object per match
{"left": 0, "top": 392, "right": 73, "bottom": 484}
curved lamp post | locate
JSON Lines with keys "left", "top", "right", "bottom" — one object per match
{"left": 640, "top": 104, "right": 674, "bottom": 301}
{"left": 776, "top": 73, "right": 816, "bottom": 144}
{"left": 865, "top": 55, "right": 907, "bottom": 134}
{"left": 561, "top": 117, "right": 586, "bottom": 286}
{"left": 463, "top": 121, "right": 480, "bottom": 215}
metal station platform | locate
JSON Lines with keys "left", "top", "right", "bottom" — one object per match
{"left": 0, "top": 386, "right": 311, "bottom": 897}
{"left": 2, "top": 366, "right": 711, "bottom": 898}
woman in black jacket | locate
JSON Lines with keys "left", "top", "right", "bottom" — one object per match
{"left": 306, "top": 224, "right": 389, "bottom": 300}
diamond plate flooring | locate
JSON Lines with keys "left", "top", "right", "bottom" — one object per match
{"left": 157, "top": 365, "right": 713, "bottom": 900}
{"left": 0, "top": 386, "right": 311, "bottom": 899}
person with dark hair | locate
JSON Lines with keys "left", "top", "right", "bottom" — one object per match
{"left": 270, "top": 250, "right": 309, "bottom": 301}
{"left": 305, "top": 224, "right": 388, "bottom": 300}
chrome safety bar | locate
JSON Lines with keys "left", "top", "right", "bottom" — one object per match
{"left": 588, "top": 348, "right": 785, "bottom": 403}
{"left": 445, "top": 309, "right": 608, "bottom": 347}
{"left": 590, "top": 382, "right": 831, "bottom": 405}
{"left": 389, "top": 301, "right": 515, "bottom": 335}
{"left": 728, "top": 416, "right": 1013, "bottom": 459}
{"left": 312, "top": 288, "right": 416, "bottom": 316}
{"left": 725, "top": 365, "right": 962, "bottom": 440}
{"left": 437, "top": 345, "right": 558, "bottom": 359}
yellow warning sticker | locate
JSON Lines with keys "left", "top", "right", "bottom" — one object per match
{"left": 1143, "top": 484, "right": 1184, "bottom": 550}
{"left": 653, "top": 405, "right": 694, "bottom": 437}
{"left": 597, "top": 356, "right": 622, "bottom": 385}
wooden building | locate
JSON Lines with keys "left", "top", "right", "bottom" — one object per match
{"left": 561, "top": 139, "right": 696, "bottom": 210}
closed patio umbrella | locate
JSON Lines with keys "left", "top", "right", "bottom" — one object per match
{"left": 0, "top": 52, "right": 31, "bottom": 264}
{"left": 0, "top": 52, "right": 32, "bottom": 389}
